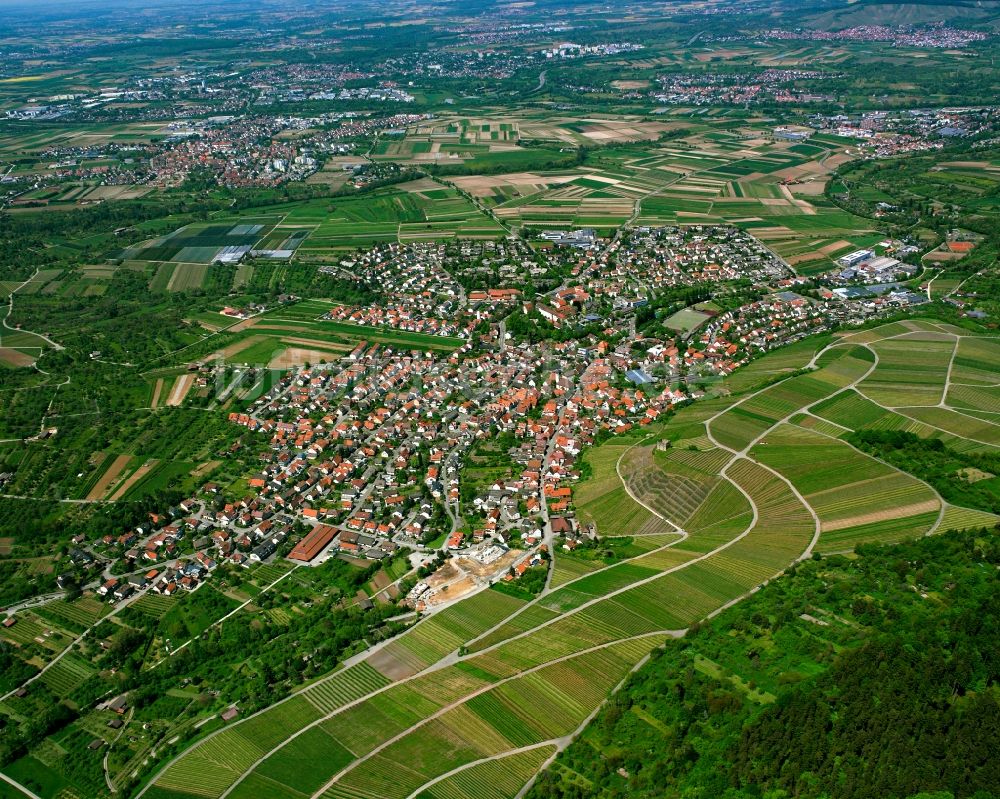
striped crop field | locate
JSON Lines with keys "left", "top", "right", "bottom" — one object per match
{"left": 0, "top": 614, "right": 69, "bottom": 650}
{"left": 898, "top": 407, "right": 1000, "bottom": 448}
{"left": 938, "top": 504, "right": 1000, "bottom": 532}
{"left": 817, "top": 511, "right": 941, "bottom": 551}
{"left": 812, "top": 388, "right": 894, "bottom": 429}
{"left": 836, "top": 321, "right": 913, "bottom": 345}
{"left": 36, "top": 596, "right": 108, "bottom": 630}
{"left": 752, "top": 423, "right": 894, "bottom": 492}
{"left": 751, "top": 425, "right": 940, "bottom": 552}
{"left": 627, "top": 545, "right": 701, "bottom": 573}
{"left": 150, "top": 590, "right": 528, "bottom": 799}
{"left": 131, "top": 593, "right": 177, "bottom": 618}
{"left": 660, "top": 445, "right": 731, "bottom": 475}
{"left": 709, "top": 349, "right": 874, "bottom": 452}
{"left": 247, "top": 668, "right": 503, "bottom": 797}
{"left": 791, "top": 412, "right": 851, "bottom": 439}
{"left": 946, "top": 383, "right": 1000, "bottom": 414}
{"left": 538, "top": 562, "right": 663, "bottom": 614}
{"left": 811, "top": 474, "right": 938, "bottom": 531}
{"left": 949, "top": 336, "right": 1000, "bottom": 385}
{"left": 620, "top": 445, "right": 718, "bottom": 527}
{"left": 149, "top": 695, "right": 324, "bottom": 799}
{"left": 318, "top": 638, "right": 659, "bottom": 799}
{"left": 722, "top": 458, "right": 814, "bottom": 562}
{"left": 683, "top": 480, "right": 754, "bottom": 545}
{"left": 251, "top": 561, "right": 296, "bottom": 586}
{"left": 574, "top": 440, "right": 679, "bottom": 538}
{"left": 39, "top": 653, "right": 95, "bottom": 696}
{"left": 465, "top": 605, "right": 563, "bottom": 654}
{"left": 548, "top": 554, "right": 603, "bottom": 588}
{"left": 812, "top": 344, "right": 876, "bottom": 384}
{"left": 413, "top": 744, "right": 556, "bottom": 799}
{"left": 859, "top": 335, "right": 955, "bottom": 408}
{"left": 300, "top": 661, "right": 391, "bottom": 714}
{"left": 370, "top": 590, "right": 527, "bottom": 678}
{"left": 708, "top": 406, "right": 772, "bottom": 452}
{"left": 849, "top": 406, "right": 989, "bottom": 454}
{"left": 720, "top": 337, "right": 831, "bottom": 394}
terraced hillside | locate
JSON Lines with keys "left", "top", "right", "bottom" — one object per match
{"left": 141, "top": 319, "right": 1000, "bottom": 799}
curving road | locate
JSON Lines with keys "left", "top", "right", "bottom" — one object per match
{"left": 3, "top": 269, "right": 64, "bottom": 351}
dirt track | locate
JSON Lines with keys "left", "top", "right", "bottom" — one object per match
{"left": 165, "top": 374, "right": 194, "bottom": 407}
{"left": 109, "top": 460, "right": 159, "bottom": 501}
{"left": 86, "top": 454, "right": 133, "bottom": 501}
{"left": 150, "top": 378, "right": 164, "bottom": 409}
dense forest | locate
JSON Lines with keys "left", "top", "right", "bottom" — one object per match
{"left": 527, "top": 525, "right": 1000, "bottom": 799}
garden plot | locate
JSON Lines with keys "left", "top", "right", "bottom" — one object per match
{"left": 39, "top": 654, "right": 95, "bottom": 696}
{"left": 36, "top": 596, "right": 108, "bottom": 630}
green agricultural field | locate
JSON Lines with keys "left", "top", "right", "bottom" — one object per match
{"left": 288, "top": 189, "right": 505, "bottom": 251}
{"left": 573, "top": 436, "right": 680, "bottom": 539}
{"left": 35, "top": 596, "right": 108, "bottom": 632}
{"left": 39, "top": 654, "right": 95, "bottom": 696}
{"left": 458, "top": 123, "right": 874, "bottom": 245}
{"left": 196, "top": 304, "right": 464, "bottom": 366}
{"left": 859, "top": 334, "right": 954, "bottom": 407}
{"left": 950, "top": 336, "right": 1000, "bottom": 385}
{"left": 752, "top": 424, "right": 940, "bottom": 550}
{"left": 131, "top": 593, "right": 177, "bottom": 618}
{"left": 414, "top": 744, "right": 556, "bottom": 799}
